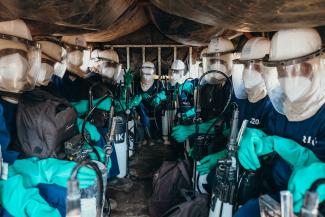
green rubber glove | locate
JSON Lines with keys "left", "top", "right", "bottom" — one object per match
{"left": 238, "top": 128, "right": 273, "bottom": 170}
{"left": 0, "top": 175, "right": 61, "bottom": 217}
{"left": 238, "top": 128, "right": 320, "bottom": 171}
{"left": 158, "top": 91, "right": 167, "bottom": 101}
{"left": 288, "top": 162, "right": 325, "bottom": 213}
{"left": 124, "top": 69, "right": 133, "bottom": 88}
{"left": 151, "top": 91, "right": 167, "bottom": 107}
{"left": 197, "top": 149, "right": 227, "bottom": 175}
{"left": 9, "top": 157, "right": 96, "bottom": 189}
{"left": 71, "top": 97, "right": 112, "bottom": 116}
{"left": 171, "top": 118, "right": 217, "bottom": 143}
{"left": 271, "top": 135, "right": 320, "bottom": 169}
{"left": 151, "top": 96, "right": 161, "bottom": 107}
{"left": 77, "top": 118, "right": 101, "bottom": 142}
{"left": 129, "top": 94, "right": 142, "bottom": 108}
{"left": 178, "top": 81, "right": 193, "bottom": 95}
{"left": 115, "top": 99, "right": 126, "bottom": 113}
{"left": 182, "top": 108, "right": 195, "bottom": 120}
{"left": 86, "top": 145, "right": 112, "bottom": 173}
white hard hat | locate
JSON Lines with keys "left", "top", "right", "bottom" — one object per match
{"left": 207, "top": 37, "right": 234, "bottom": 54}
{"left": 142, "top": 61, "right": 155, "bottom": 69}
{"left": 240, "top": 37, "right": 271, "bottom": 61}
{"left": 91, "top": 49, "right": 119, "bottom": 64}
{"left": 38, "top": 41, "right": 66, "bottom": 62}
{"left": 269, "top": 28, "right": 322, "bottom": 61}
{"left": 0, "top": 19, "right": 33, "bottom": 51}
{"left": 171, "top": 59, "right": 185, "bottom": 71}
{"left": 0, "top": 19, "right": 32, "bottom": 41}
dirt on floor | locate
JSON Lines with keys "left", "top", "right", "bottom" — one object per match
{"left": 107, "top": 142, "right": 178, "bottom": 217}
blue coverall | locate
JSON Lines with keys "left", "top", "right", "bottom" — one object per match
{"left": 135, "top": 79, "right": 164, "bottom": 130}
{"left": 206, "top": 95, "right": 273, "bottom": 193}
{"left": 234, "top": 104, "right": 325, "bottom": 217}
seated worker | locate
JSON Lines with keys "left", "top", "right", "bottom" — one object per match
{"left": 135, "top": 61, "right": 167, "bottom": 146}
{"left": 168, "top": 59, "right": 196, "bottom": 125}
{"left": 235, "top": 28, "right": 325, "bottom": 217}
{"left": 172, "top": 36, "right": 235, "bottom": 146}
{"left": 200, "top": 37, "right": 273, "bottom": 178}
{"left": 0, "top": 19, "right": 98, "bottom": 217}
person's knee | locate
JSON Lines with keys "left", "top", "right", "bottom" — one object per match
{"left": 234, "top": 198, "right": 260, "bottom": 217}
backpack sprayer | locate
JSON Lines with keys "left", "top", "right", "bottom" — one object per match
{"left": 66, "top": 82, "right": 116, "bottom": 217}
{"left": 259, "top": 178, "right": 325, "bottom": 217}
{"left": 192, "top": 70, "right": 232, "bottom": 194}
{"left": 208, "top": 106, "right": 248, "bottom": 217}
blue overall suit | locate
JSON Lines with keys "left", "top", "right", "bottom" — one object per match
{"left": 234, "top": 104, "right": 325, "bottom": 217}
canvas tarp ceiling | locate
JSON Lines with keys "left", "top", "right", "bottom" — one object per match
{"left": 0, "top": 0, "right": 324, "bottom": 45}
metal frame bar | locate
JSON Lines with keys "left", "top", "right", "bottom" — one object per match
{"left": 106, "top": 44, "right": 192, "bottom": 76}
{"left": 158, "top": 47, "right": 161, "bottom": 76}
{"left": 104, "top": 44, "right": 188, "bottom": 48}
{"left": 126, "top": 47, "right": 130, "bottom": 69}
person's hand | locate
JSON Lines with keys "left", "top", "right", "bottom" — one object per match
{"left": 238, "top": 128, "right": 272, "bottom": 170}
{"left": 178, "top": 81, "right": 193, "bottom": 95}
{"left": 288, "top": 162, "right": 325, "bottom": 213}
{"left": 181, "top": 108, "right": 195, "bottom": 120}
{"left": 77, "top": 118, "right": 101, "bottom": 142}
{"left": 94, "top": 97, "right": 112, "bottom": 111}
{"left": 197, "top": 150, "right": 227, "bottom": 175}
{"left": 151, "top": 96, "right": 161, "bottom": 107}
{"left": 129, "top": 94, "right": 142, "bottom": 108}
{"left": 9, "top": 157, "right": 96, "bottom": 189}
{"left": 124, "top": 70, "right": 133, "bottom": 88}
{"left": 172, "top": 125, "right": 195, "bottom": 143}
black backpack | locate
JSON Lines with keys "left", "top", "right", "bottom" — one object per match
{"left": 162, "top": 191, "right": 209, "bottom": 217}
{"left": 149, "top": 160, "right": 193, "bottom": 217}
{"left": 16, "top": 89, "right": 78, "bottom": 159}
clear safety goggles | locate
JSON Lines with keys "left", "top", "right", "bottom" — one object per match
{"left": 141, "top": 66, "right": 155, "bottom": 75}
{"left": 0, "top": 34, "right": 41, "bottom": 93}
{"left": 98, "top": 60, "right": 122, "bottom": 80}
{"left": 262, "top": 49, "right": 324, "bottom": 114}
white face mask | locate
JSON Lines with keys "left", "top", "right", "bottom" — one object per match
{"left": 141, "top": 68, "right": 154, "bottom": 83}
{"left": 279, "top": 77, "right": 312, "bottom": 102}
{"left": 171, "top": 72, "right": 182, "bottom": 84}
{"left": 67, "top": 50, "right": 83, "bottom": 67}
{"left": 101, "top": 67, "right": 116, "bottom": 79}
{"left": 243, "top": 69, "right": 263, "bottom": 89}
{"left": 0, "top": 53, "right": 29, "bottom": 91}
{"left": 37, "top": 63, "right": 54, "bottom": 86}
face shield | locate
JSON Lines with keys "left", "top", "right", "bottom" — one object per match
{"left": 169, "top": 69, "right": 184, "bottom": 85}
{"left": 231, "top": 61, "right": 246, "bottom": 99}
{"left": 67, "top": 50, "right": 83, "bottom": 67}
{"left": 263, "top": 49, "right": 324, "bottom": 115}
{"left": 202, "top": 53, "right": 230, "bottom": 84}
{"left": 0, "top": 38, "right": 41, "bottom": 93}
{"left": 98, "top": 61, "right": 122, "bottom": 81}
{"left": 141, "top": 67, "right": 155, "bottom": 83}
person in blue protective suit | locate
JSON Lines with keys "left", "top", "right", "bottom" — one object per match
{"left": 166, "top": 59, "right": 195, "bottom": 124}
{"left": 171, "top": 37, "right": 235, "bottom": 146}
{"left": 135, "top": 61, "right": 167, "bottom": 146}
{"left": 202, "top": 37, "right": 274, "bottom": 194}
{"left": 0, "top": 157, "right": 97, "bottom": 217}
{"left": 234, "top": 28, "right": 325, "bottom": 217}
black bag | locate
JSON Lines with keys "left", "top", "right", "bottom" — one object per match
{"left": 161, "top": 191, "right": 209, "bottom": 217}
{"left": 16, "top": 89, "right": 78, "bottom": 158}
{"left": 149, "top": 160, "right": 193, "bottom": 217}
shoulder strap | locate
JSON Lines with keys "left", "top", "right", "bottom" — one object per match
{"left": 176, "top": 160, "right": 192, "bottom": 186}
